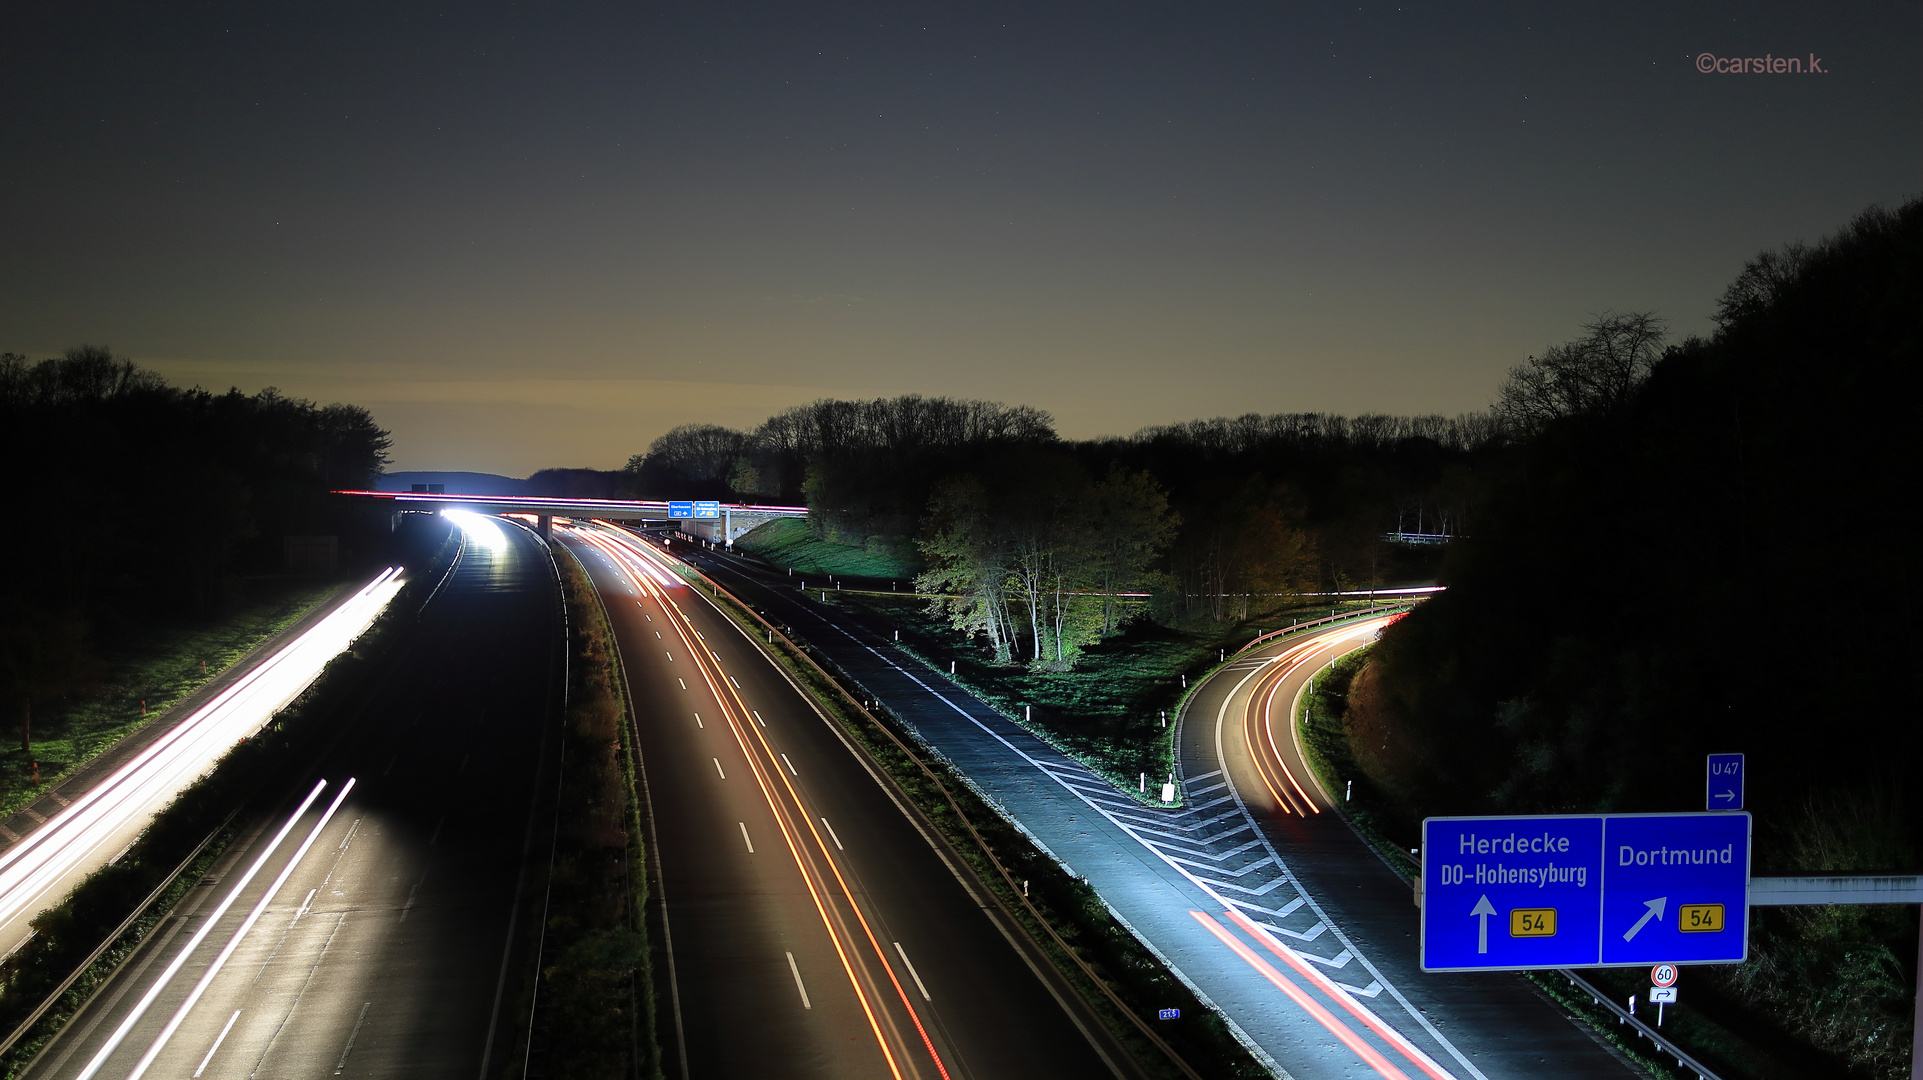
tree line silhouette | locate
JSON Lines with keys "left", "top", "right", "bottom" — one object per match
{"left": 0, "top": 348, "right": 392, "bottom": 754}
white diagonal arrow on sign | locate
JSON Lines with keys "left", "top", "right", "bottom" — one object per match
{"left": 1622, "top": 896, "right": 1667, "bottom": 942}
{"left": 1470, "top": 894, "right": 1496, "bottom": 954}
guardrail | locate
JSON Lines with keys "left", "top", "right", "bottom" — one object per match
{"left": 0, "top": 814, "right": 234, "bottom": 1058}
{"left": 1232, "top": 600, "right": 1419, "bottom": 658}
{"left": 1557, "top": 969, "right": 1725, "bottom": 1080}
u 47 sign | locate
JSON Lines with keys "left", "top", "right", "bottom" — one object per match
{"left": 1420, "top": 812, "right": 1750, "bottom": 972}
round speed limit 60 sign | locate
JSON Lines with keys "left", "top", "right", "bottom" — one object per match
{"left": 1651, "top": 964, "right": 1679, "bottom": 988}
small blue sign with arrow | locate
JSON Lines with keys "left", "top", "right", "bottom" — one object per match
{"left": 1706, "top": 753, "right": 1744, "bottom": 811}
{"left": 667, "top": 501, "right": 695, "bottom": 519}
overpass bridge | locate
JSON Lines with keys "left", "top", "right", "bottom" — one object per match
{"left": 332, "top": 489, "right": 807, "bottom": 545}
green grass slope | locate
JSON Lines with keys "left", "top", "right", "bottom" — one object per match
{"left": 734, "top": 518, "right": 920, "bottom": 580}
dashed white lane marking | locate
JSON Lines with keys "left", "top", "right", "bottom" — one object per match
{"left": 192, "top": 1010, "right": 240, "bottom": 1078}
{"left": 713, "top": 758, "right": 727, "bottom": 780}
{"left": 786, "top": 951, "right": 811, "bottom": 1009}
{"left": 678, "top": 678, "right": 687, "bottom": 690}
{"left": 781, "top": 754, "right": 798, "bottom": 776}
{"left": 333, "top": 1001, "right": 372, "bottom": 1075}
{"left": 893, "top": 942, "right": 932, "bottom": 1001}
{"left": 694, "top": 712, "right": 704, "bottom": 728}
{"left": 739, "top": 822, "right": 755, "bottom": 853}
{"left": 820, "top": 818, "right": 845, "bottom": 851}
{"left": 753, "top": 710, "right": 766, "bottom": 727}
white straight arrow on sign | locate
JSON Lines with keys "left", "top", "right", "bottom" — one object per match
{"left": 1471, "top": 895, "right": 1496, "bottom": 953}
{"left": 1622, "top": 897, "right": 1667, "bottom": 942}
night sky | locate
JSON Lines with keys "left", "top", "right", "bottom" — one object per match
{"left": 4, "top": 2, "right": 1915, "bottom": 475}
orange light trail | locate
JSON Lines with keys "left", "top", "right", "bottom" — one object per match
{"left": 1191, "top": 910, "right": 1415, "bottom": 1080}
{"left": 570, "top": 525, "right": 952, "bottom": 1080}
{"left": 1223, "top": 909, "right": 1457, "bottom": 1080}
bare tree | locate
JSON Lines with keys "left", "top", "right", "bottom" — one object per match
{"left": 1495, "top": 311, "right": 1667, "bottom": 435}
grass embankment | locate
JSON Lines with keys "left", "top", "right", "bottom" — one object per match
{"left": 538, "top": 545, "right": 659, "bottom": 1080}
{"left": 0, "top": 579, "right": 344, "bottom": 821}
{"left": 837, "top": 592, "right": 1386, "bottom": 798}
{"left": 1296, "top": 651, "right": 1854, "bottom": 1080}
{"left": 670, "top": 566, "right": 1269, "bottom": 1080}
{"left": 734, "top": 517, "right": 919, "bottom": 580}
{"left": 0, "top": 523, "right": 461, "bottom": 1076}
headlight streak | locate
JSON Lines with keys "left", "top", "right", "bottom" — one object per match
{"left": 122, "top": 778, "right": 358, "bottom": 1080}
{"left": 567, "top": 524, "right": 954, "bottom": 1080}
{"left": 73, "top": 780, "right": 332, "bottom": 1080}
{"left": 441, "top": 509, "right": 508, "bottom": 555}
{"left": 0, "top": 569, "right": 404, "bottom": 948}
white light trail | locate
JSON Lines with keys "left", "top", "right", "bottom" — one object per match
{"left": 123, "top": 779, "right": 358, "bottom": 1080}
{"left": 0, "top": 568, "right": 405, "bottom": 948}
{"left": 441, "top": 509, "right": 507, "bottom": 554}
{"left": 73, "top": 780, "right": 331, "bottom": 1080}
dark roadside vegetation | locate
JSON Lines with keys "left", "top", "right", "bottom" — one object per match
{"left": 1317, "top": 199, "right": 1920, "bottom": 1080}
{"left": 0, "top": 349, "right": 397, "bottom": 821}
{"left": 532, "top": 544, "right": 659, "bottom": 1080}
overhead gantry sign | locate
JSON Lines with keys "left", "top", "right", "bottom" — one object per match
{"left": 1419, "top": 812, "right": 1752, "bottom": 971}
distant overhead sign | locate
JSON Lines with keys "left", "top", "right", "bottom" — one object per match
{"left": 692, "top": 500, "right": 722, "bottom": 518}
{"left": 1421, "top": 812, "right": 1750, "bottom": 971}
{"left": 1706, "top": 753, "right": 1744, "bottom": 811}
{"left": 667, "top": 501, "right": 695, "bottom": 519}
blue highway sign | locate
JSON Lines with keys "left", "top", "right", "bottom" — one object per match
{"left": 1421, "top": 816, "right": 1603, "bottom": 971}
{"left": 667, "top": 501, "right": 695, "bottom": 519}
{"left": 1421, "top": 811, "right": 1751, "bottom": 971}
{"left": 1706, "top": 753, "right": 1744, "bottom": 810}
{"left": 692, "top": 500, "right": 722, "bottom": 518}
{"left": 1601, "top": 812, "right": 1749, "bottom": 965}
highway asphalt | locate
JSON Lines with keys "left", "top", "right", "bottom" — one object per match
{"left": 664, "top": 536, "right": 1642, "bottom": 1080}
{"left": 26, "top": 515, "right": 561, "bottom": 1080}
{"left": 558, "top": 523, "right": 1130, "bottom": 1080}
{"left": 1184, "top": 623, "right": 1640, "bottom": 1078}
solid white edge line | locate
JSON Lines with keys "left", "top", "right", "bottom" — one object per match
{"left": 72, "top": 779, "right": 331, "bottom": 1080}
